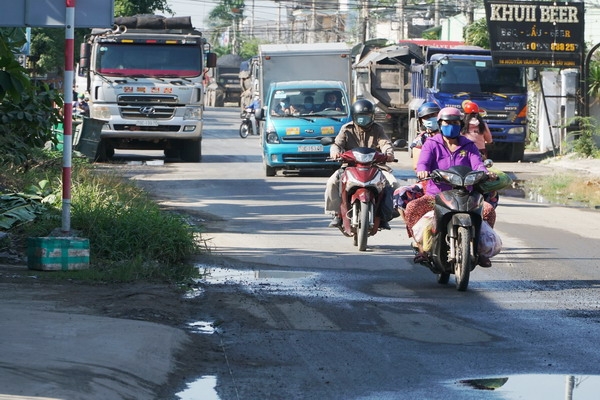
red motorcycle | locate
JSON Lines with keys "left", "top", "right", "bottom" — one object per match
{"left": 333, "top": 146, "right": 392, "bottom": 251}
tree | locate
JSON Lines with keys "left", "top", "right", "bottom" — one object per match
{"left": 0, "top": 29, "right": 62, "bottom": 165}
{"left": 463, "top": 18, "right": 489, "bottom": 49}
{"left": 114, "top": 0, "right": 172, "bottom": 17}
{"left": 207, "top": 1, "right": 246, "bottom": 54}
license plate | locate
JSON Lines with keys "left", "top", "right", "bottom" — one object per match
{"left": 135, "top": 120, "right": 159, "bottom": 126}
{"left": 298, "top": 145, "right": 323, "bottom": 152}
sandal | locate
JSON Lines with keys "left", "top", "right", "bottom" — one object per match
{"left": 413, "top": 252, "right": 429, "bottom": 264}
{"left": 478, "top": 255, "right": 492, "bottom": 268}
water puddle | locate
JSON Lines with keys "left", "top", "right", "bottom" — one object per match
{"left": 176, "top": 375, "right": 220, "bottom": 400}
{"left": 455, "top": 374, "right": 600, "bottom": 398}
{"left": 196, "top": 265, "right": 314, "bottom": 284}
{"left": 187, "top": 320, "right": 220, "bottom": 334}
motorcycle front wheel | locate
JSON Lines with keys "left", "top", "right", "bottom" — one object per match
{"left": 239, "top": 121, "right": 250, "bottom": 138}
{"left": 357, "top": 201, "right": 370, "bottom": 251}
{"left": 454, "top": 226, "right": 472, "bottom": 291}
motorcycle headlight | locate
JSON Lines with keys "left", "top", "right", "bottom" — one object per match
{"left": 464, "top": 170, "right": 486, "bottom": 186}
{"left": 437, "top": 170, "right": 462, "bottom": 186}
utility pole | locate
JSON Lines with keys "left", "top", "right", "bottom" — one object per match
{"left": 361, "top": 0, "right": 369, "bottom": 43}
{"left": 396, "top": 0, "right": 404, "bottom": 42}
{"left": 434, "top": 0, "right": 440, "bottom": 27}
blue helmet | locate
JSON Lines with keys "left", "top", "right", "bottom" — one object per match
{"left": 417, "top": 102, "right": 441, "bottom": 118}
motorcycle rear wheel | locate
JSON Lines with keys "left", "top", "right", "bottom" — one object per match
{"left": 239, "top": 121, "right": 250, "bottom": 138}
{"left": 454, "top": 226, "right": 472, "bottom": 291}
{"left": 357, "top": 201, "right": 370, "bottom": 251}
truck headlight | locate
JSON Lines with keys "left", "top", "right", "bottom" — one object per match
{"left": 266, "top": 132, "right": 279, "bottom": 144}
{"left": 184, "top": 107, "right": 203, "bottom": 120}
{"left": 507, "top": 127, "right": 525, "bottom": 135}
{"left": 92, "top": 106, "right": 111, "bottom": 120}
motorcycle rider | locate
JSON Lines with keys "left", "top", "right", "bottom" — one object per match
{"left": 404, "top": 107, "right": 497, "bottom": 267}
{"left": 410, "top": 102, "right": 441, "bottom": 170}
{"left": 324, "top": 99, "right": 398, "bottom": 229}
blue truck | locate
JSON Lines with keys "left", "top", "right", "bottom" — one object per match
{"left": 254, "top": 43, "right": 353, "bottom": 176}
{"left": 409, "top": 46, "right": 528, "bottom": 161}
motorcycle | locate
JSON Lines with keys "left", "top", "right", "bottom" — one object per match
{"left": 239, "top": 109, "right": 259, "bottom": 138}
{"left": 324, "top": 138, "right": 395, "bottom": 251}
{"left": 414, "top": 165, "right": 490, "bottom": 291}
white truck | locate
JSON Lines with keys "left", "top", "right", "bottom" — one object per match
{"left": 253, "top": 43, "right": 354, "bottom": 176}
{"left": 76, "top": 15, "right": 216, "bottom": 162}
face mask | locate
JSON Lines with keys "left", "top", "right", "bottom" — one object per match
{"left": 304, "top": 103, "right": 313, "bottom": 109}
{"left": 355, "top": 115, "right": 373, "bottom": 127}
{"left": 469, "top": 118, "right": 480, "bottom": 126}
{"left": 422, "top": 117, "right": 439, "bottom": 131}
{"left": 440, "top": 124, "right": 461, "bottom": 138}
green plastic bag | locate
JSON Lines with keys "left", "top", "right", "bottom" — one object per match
{"left": 478, "top": 168, "right": 513, "bottom": 193}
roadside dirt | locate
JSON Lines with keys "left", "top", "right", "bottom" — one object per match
{"left": 0, "top": 256, "right": 231, "bottom": 398}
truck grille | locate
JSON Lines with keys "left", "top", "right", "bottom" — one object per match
{"left": 113, "top": 124, "right": 181, "bottom": 132}
{"left": 484, "top": 111, "right": 516, "bottom": 122}
{"left": 117, "top": 95, "right": 178, "bottom": 120}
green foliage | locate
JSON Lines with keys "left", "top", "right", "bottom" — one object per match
{"left": 238, "top": 36, "right": 261, "bottom": 59}
{"left": 0, "top": 28, "right": 30, "bottom": 102}
{"left": 564, "top": 116, "right": 600, "bottom": 158}
{"left": 588, "top": 61, "right": 600, "bottom": 101}
{"left": 0, "top": 84, "right": 63, "bottom": 165}
{"left": 464, "top": 18, "right": 490, "bottom": 49}
{"left": 4, "top": 158, "right": 204, "bottom": 283}
{"left": 114, "top": 0, "right": 172, "bottom": 17}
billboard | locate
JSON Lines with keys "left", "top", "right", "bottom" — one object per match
{"left": 0, "top": 0, "right": 113, "bottom": 28}
{"left": 484, "top": 0, "right": 584, "bottom": 68}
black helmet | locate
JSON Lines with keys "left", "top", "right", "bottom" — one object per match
{"left": 351, "top": 99, "right": 375, "bottom": 128}
{"left": 417, "top": 102, "right": 441, "bottom": 118}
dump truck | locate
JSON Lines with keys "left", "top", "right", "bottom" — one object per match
{"left": 205, "top": 53, "right": 244, "bottom": 107}
{"left": 410, "top": 46, "right": 528, "bottom": 161}
{"left": 352, "top": 42, "right": 424, "bottom": 141}
{"left": 76, "top": 14, "right": 216, "bottom": 162}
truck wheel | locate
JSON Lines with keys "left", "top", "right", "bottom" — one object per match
{"left": 94, "top": 139, "right": 112, "bottom": 162}
{"left": 508, "top": 142, "right": 525, "bottom": 162}
{"left": 180, "top": 139, "right": 202, "bottom": 162}
{"left": 265, "top": 165, "right": 276, "bottom": 177}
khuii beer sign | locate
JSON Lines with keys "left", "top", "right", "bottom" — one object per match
{"left": 484, "top": 0, "right": 584, "bottom": 68}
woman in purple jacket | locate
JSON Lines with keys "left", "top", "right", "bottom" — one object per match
{"left": 405, "top": 107, "right": 497, "bottom": 267}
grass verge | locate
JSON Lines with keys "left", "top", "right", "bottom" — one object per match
{"left": 1, "top": 150, "right": 204, "bottom": 284}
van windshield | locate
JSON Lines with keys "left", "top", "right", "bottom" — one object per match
{"left": 270, "top": 89, "right": 347, "bottom": 117}
{"left": 96, "top": 43, "right": 202, "bottom": 78}
{"left": 437, "top": 60, "right": 526, "bottom": 94}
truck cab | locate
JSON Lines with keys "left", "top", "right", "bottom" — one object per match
{"left": 257, "top": 81, "right": 351, "bottom": 176}
{"left": 412, "top": 47, "right": 528, "bottom": 161}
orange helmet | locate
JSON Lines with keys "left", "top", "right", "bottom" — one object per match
{"left": 463, "top": 101, "right": 479, "bottom": 114}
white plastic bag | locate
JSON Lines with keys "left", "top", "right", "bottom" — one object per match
{"left": 478, "top": 221, "right": 502, "bottom": 258}
{"left": 412, "top": 210, "right": 434, "bottom": 244}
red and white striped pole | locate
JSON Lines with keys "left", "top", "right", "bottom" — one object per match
{"left": 62, "top": 0, "right": 76, "bottom": 233}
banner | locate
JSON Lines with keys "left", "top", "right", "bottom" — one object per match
{"left": 484, "top": 0, "right": 584, "bottom": 67}
{"left": 0, "top": 0, "right": 113, "bottom": 28}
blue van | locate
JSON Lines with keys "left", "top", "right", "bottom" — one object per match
{"left": 258, "top": 80, "right": 351, "bottom": 176}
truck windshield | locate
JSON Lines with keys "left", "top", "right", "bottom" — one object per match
{"left": 437, "top": 60, "right": 526, "bottom": 94}
{"left": 96, "top": 43, "right": 202, "bottom": 78}
{"left": 270, "top": 89, "right": 347, "bottom": 117}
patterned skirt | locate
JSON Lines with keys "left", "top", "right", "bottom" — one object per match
{"left": 404, "top": 195, "right": 496, "bottom": 238}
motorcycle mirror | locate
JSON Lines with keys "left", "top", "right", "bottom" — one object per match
{"left": 393, "top": 139, "right": 407, "bottom": 148}
{"left": 483, "top": 159, "right": 494, "bottom": 168}
{"left": 321, "top": 136, "right": 335, "bottom": 146}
